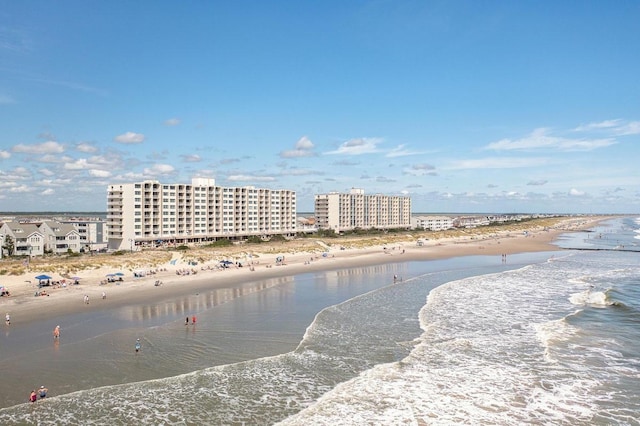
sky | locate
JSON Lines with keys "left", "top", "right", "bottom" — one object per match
{"left": 1, "top": 1, "right": 639, "bottom": 214}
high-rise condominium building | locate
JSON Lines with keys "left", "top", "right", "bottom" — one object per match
{"left": 314, "top": 188, "right": 411, "bottom": 232}
{"left": 107, "top": 178, "right": 296, "bottom": 251}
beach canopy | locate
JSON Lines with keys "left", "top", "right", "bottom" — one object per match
{"left": 35, "top": 274, "right": 52, "bottom": 280}
{"left": 114, "top": 272, "right": 125, "bottom": 276}
{"left": 219, "top": 260, "right": 233, "bottom": 265}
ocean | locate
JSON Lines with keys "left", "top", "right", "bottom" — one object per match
{"left": 1, "top": 217, "right": 638, "bottom": 425}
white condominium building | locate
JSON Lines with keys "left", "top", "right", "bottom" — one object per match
{"left": 314, "top": 188, "right": 411, "bottom": 232}
{"left": 411, "top": 215, "right": 454, "bottom": 231}
{"left": 107, "top": 178, "right": 296, "bottom": 251}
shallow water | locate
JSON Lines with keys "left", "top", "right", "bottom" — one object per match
{"left": 0, "top": 253, "right": 546, "bottom": 424}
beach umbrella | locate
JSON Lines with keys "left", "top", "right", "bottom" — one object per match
{"left": 71, "top": 276, "right": 82, "bottom": 281}
{"left": 35, "top": 274, "right": 52, "bottom": 280}
{"left": 106, "top": 273, "right": 116, "bottom": 277}
{"left": 114, "top": 272, "right": 125, "bottom": 276}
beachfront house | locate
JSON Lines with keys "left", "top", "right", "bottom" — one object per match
{"left": 38, "top": 221, "right": 82, "bottom": 254}
{"left": 0, "top": 222, "right": 45, "bottom": 257}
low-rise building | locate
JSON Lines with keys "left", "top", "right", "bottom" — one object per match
{"left": 38, "top": 221, "right": 82, "bottom": 254}
{"left": 412, "top": 215, "right": 454, "bottom": 231}
{"left": 0, "top": 222, "right": 45, "bottom": 257}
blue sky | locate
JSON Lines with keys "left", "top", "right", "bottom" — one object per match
{"left": 1, "top": 1, "right": 639, "bottom": 214}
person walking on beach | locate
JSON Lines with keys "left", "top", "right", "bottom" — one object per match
{"left": 5, "top": 312, "right": 10, "bottom": 325}
{"left": 102, "top": 291, "right": 106, "bottom": 299}
{"left": 38, "top": 385, "right": 48, "bottom": 399}
{"left": 135, "top": 338, "right": 141, "bottom": 354}
{"left": 29, "top": 390, "right": 37, "bottom": 403}
{"left": 53, "top": 325, "right": 60, "bottom": 339}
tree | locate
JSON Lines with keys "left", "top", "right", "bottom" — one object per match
{"left": 2, "top": 235, "right": 15, "bottom": 257}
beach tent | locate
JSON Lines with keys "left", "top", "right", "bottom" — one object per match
{"left": 35, "top": 274, "right": 52, "bottom": 280}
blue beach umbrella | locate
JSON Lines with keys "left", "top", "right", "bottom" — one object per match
{"left": 35, "top": 274, "right": 52, "bottom": 280}
{"left": 114, "top": 272, "right": 125, "bottom": 276}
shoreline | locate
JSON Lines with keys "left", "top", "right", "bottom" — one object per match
{"left": 1, "top": 216, "right": 608, "bottom": 326}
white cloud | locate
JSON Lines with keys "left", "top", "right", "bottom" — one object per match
{"left": 569, "top": 188, "right": 585, "bottom": 196}
{"left": 12, "top": 141, "right": 64, "bottom": 154}
{"left": 325, "top": 137, "right": 382, "bottom": 155}
{"left": 13, "top": 166, "right": 31, "bottom": 177}
{"left": 181, "top": 154, "right": 202, "bottom": 162}
{"left": 574, "top": 119, "right": 623, "bottom": 132}
{"left": 144, "top": 164, "right": 175, "bottom": 176}
{"left": 386, "top": 144, "right": 424, "bottom": 158}
{"left": 89, "top": 169, "right": 112, "bottom": 178}
{"left": 447, "top": 157, "right": 549, "bottom": 170}
{"left": 0, "top": 150, "right": 11, "bottom": 159}
{"left": 614, "top": 121, "right": 640, "bottom": 136}
{"left": 280, "top": 136, "right": 317, "bottom": 158}
{"left": 114, "top": 132, "right": 145, "bottom": 144}
{"left": 76, "top": 142, "right": 98, "bottom": 153}
{"left": 527, "top": 180, "right": 548, "bottom": 186}
{"left": 9, "top": 185, "right": 33, "bottom": 193}
{"left": 164, "top": 118, "right": 181, "bottom": 126}
{"left": 41, "top": 188, "right": 54, "bottom": 195}
{"left": 280, "top": 168, "right": 323, "bottom": 176}
{"left": 404, "top": 163, "right": 437, "bottom": 176}
{"left": 64, "top": 159, "right": 92, "bottom": 170}
{"left": 227, "top": 174, "right": 276, "bottom": 182}
{"left": 485, "top": 128, "right": 616, "bottom": 151}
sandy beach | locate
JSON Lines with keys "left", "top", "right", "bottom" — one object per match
{"left": 1, "top": 216, "right": 605, "bottom": 325}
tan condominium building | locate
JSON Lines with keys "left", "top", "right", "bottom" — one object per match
{"left": 314, "top": 188, "right": 411, "bottom": 232}
{"left": 107, "top": 178, "right": 296, "bottom": 251}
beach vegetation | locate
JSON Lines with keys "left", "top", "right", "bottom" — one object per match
{"left": 204, "top": 240, "right": 231, "bottom": 248}
{"left": 2, "top": 235, "right": 15, "bottom": 257}
{"left": 176, "top": 245, "right": 190, "bottom": 251}
{"left": 315, "top": 229, "right": 337, "bottom": 238}
{"left": 246, "top": 236, "right": 264, "bottom": 244}
{"left": 111, "top": 250, "right": 127, "bottom": 256}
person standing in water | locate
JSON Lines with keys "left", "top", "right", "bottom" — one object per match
{"left": 185, "top": 316, "right": 189, "bottom": 325}
{"left": 53, "top": 325, "right": 60, "bottom": 339}
{"left": 38, "top": 385, "right": 48, "bottom": 399}
{"left": 5, "top": 312, "right": 10, "bottom": 325}
{"left": 135, "top": 338, "right": 141, "bottom": 353}
{"left": 191, "top": 315, "right": 197, "bottom": 325}
{"left": 29, "top": 390, "right": 37, "bottom": 403}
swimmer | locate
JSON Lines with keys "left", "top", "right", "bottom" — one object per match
{"left": 38, "top": 385, "right": 48, "bottom": 399}
{"left": 53, "top": 325, "right": 60, "bottom": 339}
{"left": 135, "top": 338, "right": 141, "bottom": 353}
